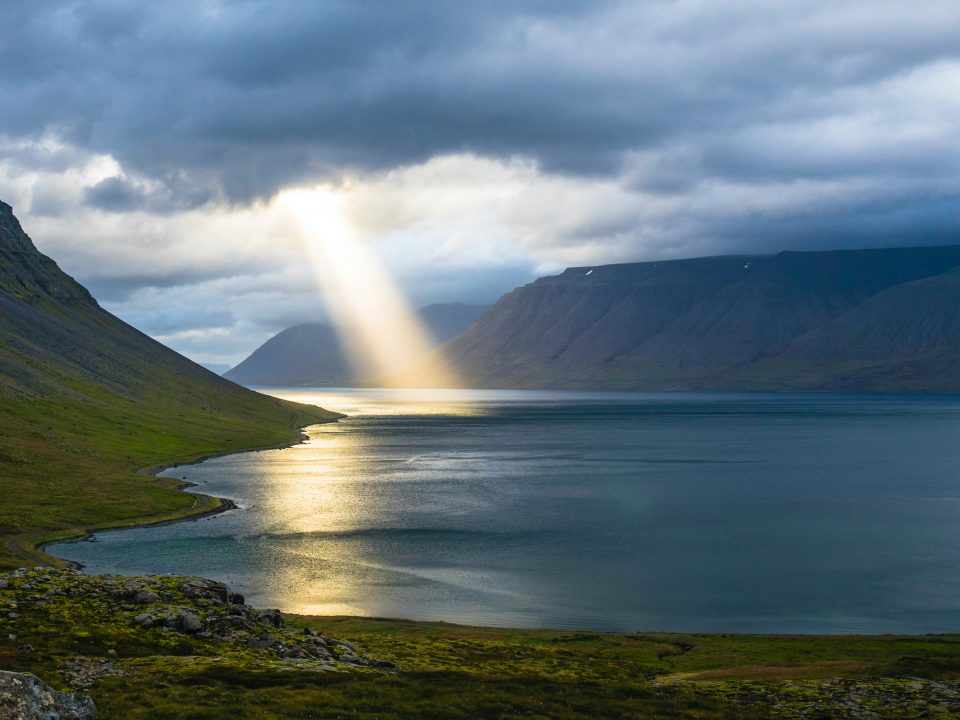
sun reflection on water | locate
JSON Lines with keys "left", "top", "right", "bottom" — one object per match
{"left": 239, "top": 392, "right": 497, "bottom": 616}
{"left": 259, "top": 386, "right": 495, "bottom": 417}
{"left": 244, "top": 425, "right": 385, "bottom": 615}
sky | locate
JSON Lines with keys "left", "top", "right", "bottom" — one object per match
{"left": 1, "top": 0, "right": 959, "bottom": 366}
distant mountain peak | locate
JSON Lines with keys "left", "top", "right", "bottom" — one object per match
{"left": 226, "top": 302, "right": 489, "bottom": 387}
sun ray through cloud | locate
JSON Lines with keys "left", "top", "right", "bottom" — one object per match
{"left": 281, "top": 186, "right": 458, "bottom": 388}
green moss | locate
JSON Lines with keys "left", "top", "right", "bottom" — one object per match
{"left": 3, "top": 570, "right": 958, "bottom": 719}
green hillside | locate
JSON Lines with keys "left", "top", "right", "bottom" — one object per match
{"left": 0, "top": 200, "right": 340, "bottom": 568}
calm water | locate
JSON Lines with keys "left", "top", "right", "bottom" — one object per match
{"left": 49, "top": 389, "right": 960, "bottom": 633}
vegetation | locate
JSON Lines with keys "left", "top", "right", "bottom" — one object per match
{"left": 2, "top": 569, "right": 959, "bottom": 719}
{"left": 3, "top": 202, "right": 960, "bottom": 717}
{"left": 0, "top": 199, "right": 338, "bottom": 568}
{"left": 0, "top": 369, "right": 335, "bottom": 569}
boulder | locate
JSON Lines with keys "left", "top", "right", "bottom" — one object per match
{"left": 0, "top": 671, "right": 96, "bottom": 719}
{"left": 256, "top": 609, "right": 284, "bottom": 628}
{"left": 177, "top": 611, "right": 203, "bottom": 633}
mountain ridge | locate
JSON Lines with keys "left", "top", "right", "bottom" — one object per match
{"left": 427, "top": 244, "right": 960, "bottom": 391}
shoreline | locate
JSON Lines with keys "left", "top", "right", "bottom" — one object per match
{"left": 18, "top": 422, "right": 334, "bottom": 569}
{"left": 23, "top": 396, "right": 960, "bottom": 639}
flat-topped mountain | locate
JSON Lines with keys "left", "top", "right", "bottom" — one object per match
{"left": 225, "top": 302, "right": 488, "bottom": 387}
{"left": 0, "top": 200, "right": 337, "bottom": 567}
{"left": 430, "top": 245, "right": 960, "bottom": 391}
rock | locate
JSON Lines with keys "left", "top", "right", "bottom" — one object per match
{"left": 133, "top": 591, "right": 159, "bottom": 604}
{"left": 177, "top": 611, "right": 203, "bottom": 633}
{"left": 180, "top": 579, "right": 231, "bottom": 604}
{"left": 328, "top": 638, "right": 360, "bottom": 654}
{"left": 256, "top": 609, "right": 284, "bottom": 628}
{"left": 0, "top": 670, "right": 97, "bottom": 719}
{"left": 63, "top": 658, "right": 123, "bottom": 691}
{"left": 338, "top": 652, "right": 365, "bottom": 666}
{"left": 210, "top": 615, "right": 255, "bottom": 633}
{"left": 246, "top": 637, "right": 274, "bottom": 650}
{"left": 17, "top": 644, "right": 34, "bottom": 653}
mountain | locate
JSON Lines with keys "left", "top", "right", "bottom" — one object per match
{"left": 225, "top": 302, "right": 488, "bottom": 387}
{"left": 428, "top": 245, "right": 960, "bottom": 391}
{"left": 0, "top": 200, "right": 339, "bottom": 568}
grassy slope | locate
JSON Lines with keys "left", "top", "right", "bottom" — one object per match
{"left": 0, "top": 201, "right": 339, "bottom": 567}
{"left": 0, "top": 367, "right": 336, "bottom": 569}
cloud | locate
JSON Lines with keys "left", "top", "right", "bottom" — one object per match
{"left": 1, "top": 1, "right": 956, "bottom": 199}
{"left": 1, "top": 1, "right": 960, "bottom": 362}
{"left": 83, "top": 176, "right": 146, "bottom": 212}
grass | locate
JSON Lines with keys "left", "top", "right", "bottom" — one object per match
{"left": 1, "top": 569, "right": 959, "bottom": 719}
{"left": 0, "top": 358, "right": 338, "bottom": 569}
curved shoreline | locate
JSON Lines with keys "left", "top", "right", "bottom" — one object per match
{"left": 16, "top": 422, "right": 335, "bottom": 569}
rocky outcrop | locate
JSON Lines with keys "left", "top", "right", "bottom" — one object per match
{"left": 0, "top": 568, "right": 398, "bottom": 672}
{"left": 0, "top": 671, "right": 96, "bottom": 720}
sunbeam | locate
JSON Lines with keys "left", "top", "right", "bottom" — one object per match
{"left": 281, "top": 186, "right": 457, "bottom": 388}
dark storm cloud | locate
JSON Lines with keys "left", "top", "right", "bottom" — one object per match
{"left": 82, "top": 271, "right": 232, "bottom": 302}
{"left": 2, "top": 0, "right": 955, "bottom": 218}
{"left": 1, "top": 0, "right": 620, "bottom": 201}
{"left": 83, "top": 177, "right": 144, "bottom": 212}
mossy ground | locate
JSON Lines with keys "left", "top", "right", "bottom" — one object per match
{"left": 1, "top": 570, "right": 958, "bottom": 719}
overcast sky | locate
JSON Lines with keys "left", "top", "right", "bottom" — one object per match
{"left": 2, "top": 0, "right": 959, "bottom": 365}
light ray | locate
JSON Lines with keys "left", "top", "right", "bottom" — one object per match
{"left": 281, "top": 187, "right": 456, "bottom": 388}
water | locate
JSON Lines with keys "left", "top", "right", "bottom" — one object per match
{"left": 49, "top": 389, "right": 960, "bottom": 633}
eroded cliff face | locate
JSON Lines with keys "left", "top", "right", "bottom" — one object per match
{"left": 431, "top": 245, "right": 960, "bottom": 391}
{"left": 0, "top": 201, "right": 93, "bottom": 306}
